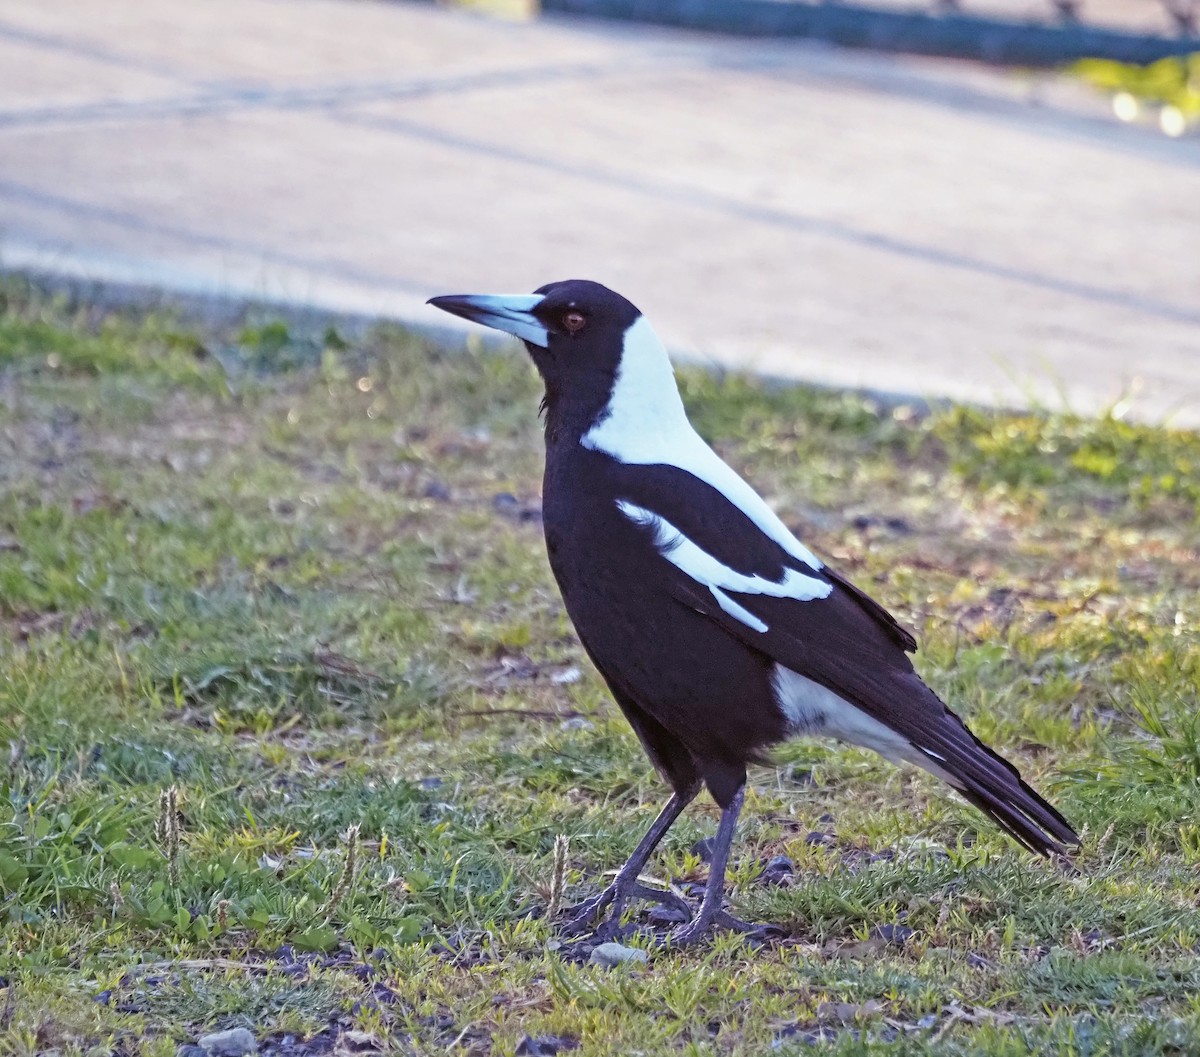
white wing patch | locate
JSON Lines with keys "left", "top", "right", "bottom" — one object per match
{"left": 710, "top": 587, "right": 768, "bottom": 633}
{"left": 583, "top": 315, "right": 825, "bottom": 572}
{"left": 617, "top": 501, "right": 831, "bottom": 634}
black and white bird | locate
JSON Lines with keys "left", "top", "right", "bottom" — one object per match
{"left": 428, "top": 280, "right": 1078, "bottom": 944}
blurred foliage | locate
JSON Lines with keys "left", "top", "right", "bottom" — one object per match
{"left": 1071, "top": 53, "right": 1200, "bottom": 132}
{"left": 931, "top": 404, "right": 1200, "bottom": 516}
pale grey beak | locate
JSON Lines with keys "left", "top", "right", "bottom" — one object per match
{"left": 427, "top": 293, "right": 548, "bottom": 348}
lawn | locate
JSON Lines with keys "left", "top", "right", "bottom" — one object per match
{"left": 1, "top": 276, "right": 1199, "bottom": 1056}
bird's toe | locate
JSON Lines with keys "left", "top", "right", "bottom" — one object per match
{"left": 560, "top": 894, "right": 612, "bottom": 937}
{"left": 667, "top": 906, "right": 783, "bottom": 948}
{"left": 559, "top": 873, "right": 694, "bottom": 935}
{"left": 714, "top": 909, "right": 786, "bottom": 941}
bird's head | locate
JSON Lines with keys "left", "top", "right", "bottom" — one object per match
{"left": 429, "top": 280, "right": 677, "bottom": 435}
{"left": 429, "top": 277, "right": 639, "bottom": 368}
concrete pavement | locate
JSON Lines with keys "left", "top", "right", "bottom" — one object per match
{"left": 1, "top": 0, "right": 1198, "bottom": 424}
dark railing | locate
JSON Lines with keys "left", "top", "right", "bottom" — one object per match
{"left": 541, "top": 0, "right": 1200, "bottom": 65}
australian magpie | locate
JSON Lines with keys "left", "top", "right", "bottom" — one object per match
{"left": 428, "top": 280, "right": 1078, "bottom": 945}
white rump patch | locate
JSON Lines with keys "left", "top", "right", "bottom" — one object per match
{"left": 584, "top": 316, "right": 824, "bottom": 572}
{"left": 617, "top": 501, "right": 830, "bottom": 634}
{"left": 771, "top": 666, "right": 961, "bottom": 786}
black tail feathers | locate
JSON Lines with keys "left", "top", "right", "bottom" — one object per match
{"left": 924, "top": 715, "right": 1078, "bottom": 856}
{"left": 954, "top": 769, "right": 1078, "bottom": 855}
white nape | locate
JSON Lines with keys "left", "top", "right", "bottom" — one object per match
{"left": 583, "top": 315, "right": 825, "bottom": 572}
{"left": 617, "top": 501, "right": 831, "bottom": 635}
{"left": 771, "top": 666, "right": 961, "bottom": 787}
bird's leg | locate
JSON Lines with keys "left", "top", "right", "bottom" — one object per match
{"left": 668, "top": 783, "right": 771, "bottom": 946}
{"left": 560, "top": 783, "right": 700, "bottom": 939}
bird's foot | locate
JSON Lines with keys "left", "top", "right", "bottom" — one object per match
{"left": 668, "top": 905, "right": 784, "bottom": 948}
{"left": 714, "top": 909, "right": 786, "bottom": 941}
{"left": 559, "top": 887, "right": 617, "bottom": 940}
{"left": 560, "top": 876, "right": 693, "bottom": 941}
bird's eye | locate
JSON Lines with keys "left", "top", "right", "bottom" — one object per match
{"left": 562, "top": 311, "right": 587, "bottom": 334}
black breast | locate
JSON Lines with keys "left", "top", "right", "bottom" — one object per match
{"left": 541, "top": 444, "right": 788, "bottom": 803}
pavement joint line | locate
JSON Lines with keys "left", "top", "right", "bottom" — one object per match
{"left": 2, "top": 105, "right": 1193, "bottom": 329}
{"left": 0, "top": 60, "right": 658, "bottom": 131}
{"left": 335, "top": 111, "right": 1200, "bottom": 327}
{"left": 0, "top": 178, "right": 431, "bottom": 298}
{"left": 3, "top": 106, "right": 1193, "bottom": 329}
{"left": 707, "top": 62, "right": 1200, "bottom": 171}
{"left": 0, "top": 16, "right": 194, "bottom": 82}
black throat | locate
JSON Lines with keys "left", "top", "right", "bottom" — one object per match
{"left": 518, "top": 280, "right": 642, "bottom": 452}
{"left": 534, "top": 356, "right": 619, "bottom": 451}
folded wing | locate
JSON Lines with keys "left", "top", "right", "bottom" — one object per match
{"left": 612, "top": 470, "right": 1077, "bottom": 855}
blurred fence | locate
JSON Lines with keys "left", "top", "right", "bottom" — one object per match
{"left": 541, "top": 0, "right": 1200, "bottom": 64}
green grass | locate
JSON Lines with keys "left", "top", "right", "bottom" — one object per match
{"left": 1, "top": 276, "right": 1199, "bottom": 1055}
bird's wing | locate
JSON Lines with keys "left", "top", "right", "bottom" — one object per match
{"left": 611, "top": 461, "right": 916, "bottom": 665}
{"left": 611, "top": 464, "right": 1077, "bottom": 853}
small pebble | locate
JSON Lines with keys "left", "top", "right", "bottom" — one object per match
{"left": 551, "top": 666, "right": 582, "bottom": 685}
{"left": 198, "top": 1028, "right": 257, "bottom": 1056}
{"left": 1163, "top": 1019, "right": 1190, "bottom": 1048}
{"left": 647, "top": 904, "right": 691, "bottom": 926}
{"left": 816, "top": 999, "right": 884, "bottom": 1024}
{"left": 560, "top": 716, "right": 594, "bottom": 731}
{"left": 691, "top": 836, "right": 716, "bottom": 863}
{"left": 515, "top": 1035, "right": 580, "bottom": 1056}
{"left": 492, "top": 492, "right": 542, "bottom": 522}
{"left": 760, "top": 855, "right": 794, "bottom": 886}
{"left": 589, "top": 942, "right": 649, "bottom": 968}
{"left": 177, "top": 1047, "right": 208, "bottom": 1057}
{"left": 871, "top": 923, "right": 914, "bottom": 945}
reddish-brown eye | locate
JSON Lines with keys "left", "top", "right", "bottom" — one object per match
{"left": 562, "top": 311, "right": 586, "bottom": 334}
